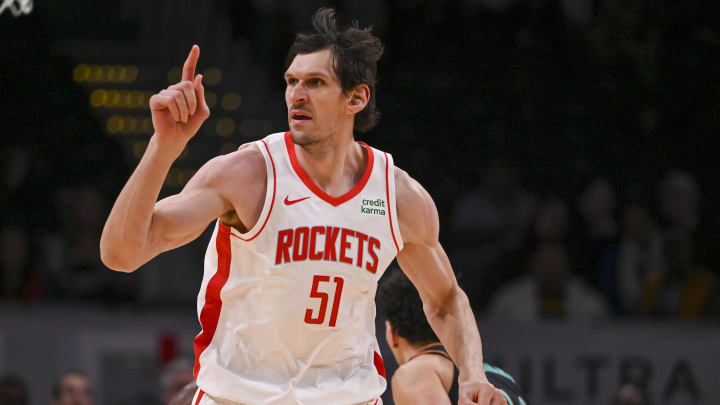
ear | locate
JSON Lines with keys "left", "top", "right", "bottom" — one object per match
{"left": 385, "top": 320, "right": 400, "bottom": 348}
{"left": 346, "top": 84, "right": 370, "bottom": 115}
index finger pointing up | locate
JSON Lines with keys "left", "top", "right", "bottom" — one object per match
{"left": 182, "top": 45, "right": 200, "bottom": 82}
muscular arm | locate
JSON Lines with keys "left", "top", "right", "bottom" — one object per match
{"left": 395, "top": 168, "right": 504, "bottom": 404}
{"left": 100, "top": 143, "right": 265, "bottom": 272}
{"left": 100, "top": 45, "right": 266, "bottom": 272}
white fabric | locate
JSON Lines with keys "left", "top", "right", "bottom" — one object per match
{"left": 195, "top": 132, "right": 401, "bottom": 405}
{"left": 193, "top": 389, "right": 382, "bottom": 405}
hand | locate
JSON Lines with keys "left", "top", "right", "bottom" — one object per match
{"left": 149, "top": 45, "right": 211, "bottom": 158}
{"left": 168, "top": 381, "right": 197, "bottom": 405}
{"left": 459, "top": 380, "right": 508, "bottom": 405}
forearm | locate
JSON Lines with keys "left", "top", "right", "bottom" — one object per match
{"left": 100, "top": 135, "right": 176, "bottom": 271}
{"left": 425, "top": 287, "right": 486, "bottom": 382}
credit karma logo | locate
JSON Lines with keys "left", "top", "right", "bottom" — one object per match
{"left": 361, "top": 198, "right": 386, "bottom": 216}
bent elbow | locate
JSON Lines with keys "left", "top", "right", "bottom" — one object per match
{"left": 99, "top": 238, "right": 140, "bottom": 273}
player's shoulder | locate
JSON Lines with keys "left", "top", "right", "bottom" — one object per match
{"left": 393, "top": 166, "right": 439, "bottom": 245}
{"left": 190, "top": 142, "right": 266, "bottom": 195}
{"left": 392, "top": 356, "right": 451, "bottom": 404}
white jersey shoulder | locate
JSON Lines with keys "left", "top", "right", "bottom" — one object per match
{"left": 193, "top": 132, "right": 403, "bottom": 405}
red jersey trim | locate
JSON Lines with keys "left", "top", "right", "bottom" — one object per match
{"left": 373, "top": 350, "right": 386, "bottom": 379}
{"left": 194, "top": 390, "right": 205, "bottom": 405}
{"left": 384, "top": 152, "right": 400, "bottom": 254}
{"left": 284, "top": 131, "right": 374, "bottom": 207}
{"left": 193, "top": 225, "right": 232, "bottom": 378}
{"left": 230, "top": 139, "right": 276, "bottom": 242}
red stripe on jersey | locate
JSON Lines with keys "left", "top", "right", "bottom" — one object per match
{"left": 193, "top": 224, "right": 232, "bottom": 378}
{"left": 194, "top": 390, "right": 205, "bottom": 405}
{"left": 285, "top": 131, "right": 374, "bottom": 207}
{"left": 373, "top": 351, "right": 386, "bottom": 378}
{"left": 384, "top": 153, "right": 400, "bottom": 253}
{"left": 231, "top": 139, "right": 276, "bottom": 242}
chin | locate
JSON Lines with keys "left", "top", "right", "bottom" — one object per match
{"left": 290, "top": 130, "right": 316, "bottom": 146}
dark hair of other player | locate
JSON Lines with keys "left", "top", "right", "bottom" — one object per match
{"left": 377, "top": 268, "right": 531, "bottom": 405}
{"left": 377, "top": 267, "right": 440, "bottom": 345}
{"left": 286, "top": 7, "right": 384, "bottom": 133}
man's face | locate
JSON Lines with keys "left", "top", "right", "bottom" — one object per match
{"left": 54, "top": 375, "right": 93, "bottom": 405}
{"left": 284, "top": 49, "right": 348, "bottom": 146}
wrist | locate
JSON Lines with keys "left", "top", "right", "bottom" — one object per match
{"left": 147, "top": 134, "right": 185, "bottom": 163}
{"left": 459, "top": 370, "right": 489, "bottom": 384}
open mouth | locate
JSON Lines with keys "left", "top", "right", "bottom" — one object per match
{"left": 291, "top": 110, "right": 312, "bottom": 124}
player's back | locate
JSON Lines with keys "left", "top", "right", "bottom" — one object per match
{"left": 408, "top": 343, "right": 530, "bottom": 405}
{"left": 193, "top": 132, "right": 403, "bottom": 405}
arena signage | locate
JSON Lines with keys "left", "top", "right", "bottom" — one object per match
{"left": 477, "top": 321, "right": 720, "bottom": 405}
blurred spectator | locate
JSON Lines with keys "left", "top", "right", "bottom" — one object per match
{"left": 42, "top": 186, "right": 136, "bottom": 303}
{"left": 0, "top": 226, "right": 29, "bottom": 298}
{"left": 0, "top": 374, "right": 28, "bottom": 405}
{"left": 612, "top": 382, "right": 652, "bottom": 405}
{"left": 488, "top": 241, "right": 610, "bottom": 321}
{"left": 570, "top": 178, "right": 620, "bottom": 289}
{"left": 641, "top": 235, "right": 720, "bottom": 319}
{"left": 0, "top": 226, "right": 42, "bottom": 299}
{"left": 451, "top": 159, "right": 537, "bottom": 310}
{"left": 52, "top": 370, "right": 94, "bottom": 405}
{"left": 533, "top": 197, "right": 569, "bottom": 242}
{"left": 161, "top": 358, "right": 195, "bottom": 404}
{"left": 613, "top": 203, "right": 665, "bottom": 315}
{"left": 659, "top": 170, "right": 699, "bottom": 236}
{"left": 452, "top": 159, "right": 536, "bottom": 255}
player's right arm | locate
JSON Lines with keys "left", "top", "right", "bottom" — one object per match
{"left": 100, "top": 45, "right": 258, "bottom": 272}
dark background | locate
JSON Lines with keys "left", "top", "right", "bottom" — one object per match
{"left": 1, "top": 1, "right": 719, "bottom": 404}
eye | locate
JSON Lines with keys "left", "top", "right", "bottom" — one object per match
{"left": 286, "top": 77, "right": 298, "bottom": 85}
{"left": 309, "top": 78, "right": 323, "bottom": 86}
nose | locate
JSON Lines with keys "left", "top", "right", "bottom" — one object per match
{"left": 288, "top": 82, "right": 308, "bottom": 104}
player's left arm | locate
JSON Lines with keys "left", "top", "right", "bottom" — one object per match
{"left": 395, "top": 168, "right": 507, "bottom": 405}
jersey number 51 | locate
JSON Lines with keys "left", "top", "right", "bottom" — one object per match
{"left": 305, "top": 275, "right": 344, "bottom": 327}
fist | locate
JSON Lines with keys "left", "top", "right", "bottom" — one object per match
{"left": 459, "top": 380, "right": 508, "bottom": 405}
{"left": 149, "top": 45, "right": 210, "bottom": 157}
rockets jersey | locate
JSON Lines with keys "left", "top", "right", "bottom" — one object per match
{"left": 193, "top": 131, "right": 403, "bottom": 405}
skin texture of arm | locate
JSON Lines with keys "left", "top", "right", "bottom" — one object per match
{"left": 395, "top": 167, "right": 506, "bottom": 404}
{"left": 100, "top": 143, "right": 266, "bottom": 272}
{"left": 391, "top": 356, "right": 452, "bottom": 405}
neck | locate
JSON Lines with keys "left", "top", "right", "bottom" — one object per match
{"left": 293, "top": 128, "right": 365, "bottom": 195}
{"left": 398, "top": 341, "right": 439, "bottom": 366}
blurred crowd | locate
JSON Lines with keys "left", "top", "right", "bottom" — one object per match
{"left": 2, "top": 0, "right": 719, "bottom": 321}
{"left": 1, "top": 1, "right": 718, "bottom": 405}
{"left": 0, "top": 359, "right": 195, "bottom": 405}
{"left": 451, "top": 163, "right": 720, "bottom": 321}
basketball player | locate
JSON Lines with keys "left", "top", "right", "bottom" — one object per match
{"left": 377, "top": 269, "right": 530, "bottom": 405}
{"left": 100, "top": 8, "right": 506, "bottom": 405}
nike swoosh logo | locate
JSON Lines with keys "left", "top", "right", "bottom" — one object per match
{"left": 284, "top": 196, "right": 311, "bottom": 205}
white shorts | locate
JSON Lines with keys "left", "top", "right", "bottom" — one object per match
{"left": 191, "top": 390, "right": 383, "bottom": 405}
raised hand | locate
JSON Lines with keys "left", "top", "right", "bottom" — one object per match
{"left": 149, "top": 45, "right": 211, "bottom": 158}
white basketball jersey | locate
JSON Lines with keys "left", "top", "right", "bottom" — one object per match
{"left": 193, "top": 131, "right": 403, "bottom": 405}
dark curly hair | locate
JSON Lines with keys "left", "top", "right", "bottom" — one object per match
{"left": 286, "top": 8, "right": 384, "bottom": 132}
{"left": 377, "top": 268, "right": 439, "bottom": 345}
